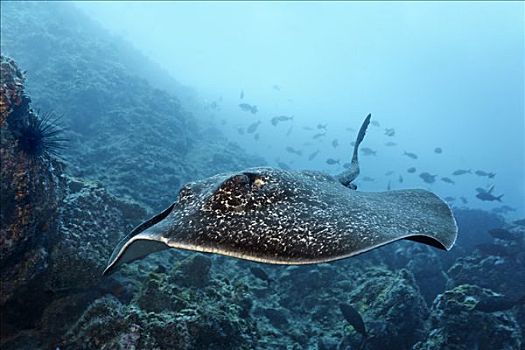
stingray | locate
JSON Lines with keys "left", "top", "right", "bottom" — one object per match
{"left": 103, "top": 114, "right": 457, "bottom": 275}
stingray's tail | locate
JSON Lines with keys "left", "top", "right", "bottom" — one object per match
{"left": 336, "top": 113, "right": 371, "bottom": 188}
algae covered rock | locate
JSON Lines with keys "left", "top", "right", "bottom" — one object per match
{"left": 413, "top": 284, "right": 522, "bottom": 350}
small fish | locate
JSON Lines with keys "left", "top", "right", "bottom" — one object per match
{"left": 475, "top": 295, "right": 525, "bottom": 313}
{"left": 302, "top": 126, "right": 313, "bottom": 131}
{"left": 272, "top": 84, "right": 281, "bottom": 91}
{"left": 249, "top": 267, "right": 272, "bottom": 284}
{"left": 362, "top": 176, "right": 375, "bottom": 182}
{"left": 452, "top": 169, "right": 471, "bottom": 176}
{"left": 398, "top": 175, "right": 403, "bottom": 183}
{"left": 313, "top": 132, "right": 326, "bottom": 139}
{"left": 332, "top": 139, "right": 339, "bottom": 148}
{"left": 247, "top": 120, "right": 261, "bottom": 134}
{"left": 285, "top": 146, "right": 302, "bottom": 156}
{"left": 326, "top": 158, "right": 340, "bottom": 165}
{"left": 237, "top": 127, "right": 245, "bottom": 135}
{"left": 286, "top": 125, "right": 293, "bottom": 136}
{"left": 384, "top": 170, "right": 395, "bottom": 176}
{"left": 371, "top": 120, "right": 380, "bottom": 127}
{"left": 345, "top": 127, "right": 355, "bottom": 132}
{"left": 343, "top": 163, "right": 352, "bottom": 169}
{"left": 360, "top": 148, "right": 376, "bottom": 156}
{"left": 385, "top": 141, "right": 397, "bottom": 147}
{"left": 240, "top": 90, "right": 244, "bottom": 99}
{"left": 434, "top": 147, "right": 442, "bottom": 154}
{"left": 339, "top": 303, "right": 367, "bottom": 342}
{"left": 407, "top": 167, "right": 416, "bottom": 174}
{"left": 254, "top": 133, "right": 260, "bottom": 141}
{"left": 403, "top": 151, "right": 418, "bottom": 159}
{"left": 308, "top": 150, "right": 320, "bottom": 161}
{"left": 460, "top": 196, "right": 468, "bottom": 204}
{"left": 475, "top": 170, "right": 496, "bottom": 178}
{"left": 441, "top": 177, "right": 455, "bottom": 184}
{"left": 384, "top": 128, "right": 395, "bottom": 137}
{"left": 317, "top": 123, "right": 327, "bottom": 131}
{"left": 271, "top": 115, "right": 293, "bottom": 126}
{"left": 488, "top": 228, "right": 519, "bottom": 241}
{"left": 444, "top": 196, "right": 456, "bottom": 202}
{"left": 419, "top": 172, "right": 436, "bottom": 184}
{"left": 387, "top": 181, "right": 392, "bottom": 191}
{"left": 476, "top": 185, "right": 503, "bottom": 202}
{"left": 239, "top": 103, "right": 258, "bottom": 114}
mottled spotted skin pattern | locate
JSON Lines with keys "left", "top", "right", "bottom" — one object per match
{"left": 138, "top": 167, "right": 456, "bottom": 265}
{"left": 104, "top": 114, "right": 458, "bottom": 275}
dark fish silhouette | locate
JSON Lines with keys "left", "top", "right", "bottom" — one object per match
{"left": 332, "top": 139, "right": 339, "bottom": 148}
{"left": 247, "top": 121, "right": 261, "bottom": 134}
{"left": 303, "top": 126, "right": 313, "bottom": 131}
{"left": 475, "top": 170, "right": 496, "bottom": 178}
{"left": 285, "top": 146, "right": 302, "bottom": 156}
{"left": 326, "top": 158, "right": 340, "bottom": 165}
{"left": 272, "top": 84, "right": 280, "bottom": 91}
{"left": 317, "top": 123, "right": 328, "bottom": 131}
{"left": 444, "top": 196, "right": 456, "bottom": 202}
{"left": 313, "top": 132, "right": 326, "bottom": 139}
{"left": 398, "top": 175, "right": 404, "bottom": 183}
{"left": 460, "top": 197, "right": 468, "bottom": 204}
{"left": 343, "top": 163, "right": 352, "bottom": 169}
{"left": 237, "top": 127, "right": 245, "bottom": 135}
{"left": 488, "top": 228, "right": 519, "bottom": 241}
{"left": 271, "top": 115, "right": 293, "bottom": 126}
{"left": 249, "top": 267, "right": 272, "bottom": 284}
{"left": 339, "top": 303, "right": 367, "bottom": 349}
{"left": 286, "top": 125, "right": 293, "bottom": 136}
{"left": 360, "top": 148, "right": 376, "bottom": 156}
{"left": 419, "top": 172, "right": 436, "bottom": 184}
{"left": 385, "top": 141, "right": 397, "bottom": 146}
{"left": 474, "top": 295, "right": 525, "bottom": 313}
{"left": 441, "top": 177, "right": 455, "bottom": 184}
{"left": 476, "top": 185, "right": 503, "bottom": 202}
{"left": 239, "top": 103, "right": 258, "bottom": 114}
{"left": 240, "top": 90, "right": 244, "bottom": 99}
{"left": 371, "top": 120, "right": 380, "bottom": 127}
{"left": 385, "top": 170, "right": 395, "bottom": 176}
{"left": 384, "top": 128, "right": 395, "bottom": 137}
{"left": 452, "top": 169, "right": 471, "bottom": 176}
{"left": 403, "top": 151, "right": 418, "bottom": 159}
{"left": 434, "top": 147, "right": 442, "bottom": 154}
{"left": 407, "top": 167, "right": 416, "bottom": 174}
{"left": 308, "top": 150, "right": 320, "bottom": 161}
{"left": 362, "top": 176, "right": 374, "bottom": 182}
{"left": 254, "top": 133, "right": 260, "bottom": 141}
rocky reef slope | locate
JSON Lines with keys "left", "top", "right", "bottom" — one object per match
{"left": 1, "top": 2, "right": 524, "bottom": 350}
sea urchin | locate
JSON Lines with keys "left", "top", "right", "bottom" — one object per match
{"left": 12, "top": 111, "right": 67, "bottom": 158}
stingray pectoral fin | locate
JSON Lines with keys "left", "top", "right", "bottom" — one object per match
{"left": 103, "top": 203, "right": 175, "bottom": 276}
{"left": 366, "top": 189, "right": 458, "bottom": 252}
{"left": 102, "top": 233, "right": 169, "bottom": 276}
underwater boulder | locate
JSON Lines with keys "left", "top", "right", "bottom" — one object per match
{"left": 413, "top": 284, "right": 522, "bottom": 350}
{"left": 0, "top": 55, "right": 65, "bottom": 306}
